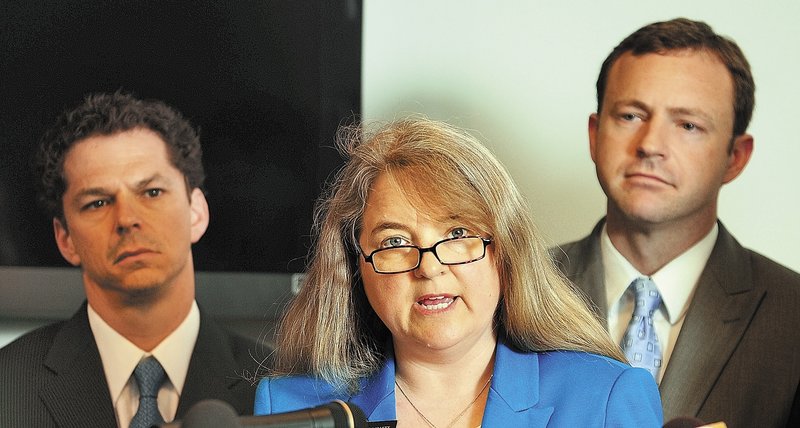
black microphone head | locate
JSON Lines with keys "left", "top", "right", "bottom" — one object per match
{"left": 327, "top": 400, "right": 368, "bottom": 428}
{"left": 348, "top": 402, "right": 367, "bottom": 428}
{"left": 180, "top": 399, "right": 241, "bottom": 428}
{"left": 663, "top": 416, "right": 706, "bottom": 428}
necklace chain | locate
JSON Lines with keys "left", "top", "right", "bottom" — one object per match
{"left": 395, "top": 374, "right": 493, "bottom": 428}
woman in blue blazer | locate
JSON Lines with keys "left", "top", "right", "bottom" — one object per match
{"left": 255, "top": 118, "right": 662, "bottom": 427}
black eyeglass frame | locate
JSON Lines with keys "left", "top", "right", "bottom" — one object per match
{"left": 359, "top": 235, "right": 493, "bottom": 274}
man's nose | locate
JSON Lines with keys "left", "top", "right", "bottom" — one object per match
{"left": 635, "top": 120, "right": 668, "bottom": 159}
{"left": 114, "top": 196, "right": 142, "bottom": 234}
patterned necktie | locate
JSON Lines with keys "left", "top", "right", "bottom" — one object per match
{"left": 130, "top": 356, "right": 166, "bottom": 428}
{"left": 620, "top": 277, "right": 663, "bottom": 380}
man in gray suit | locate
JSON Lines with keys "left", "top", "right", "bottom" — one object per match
{"left": 553, "top": 18, "right": 799, "bottom": 428}
{"left": 0, "top": 92, "right": 260, "bottom": 427}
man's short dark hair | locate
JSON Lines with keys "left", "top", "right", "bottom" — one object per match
{"left": 35, "top": 91, "right": 205, "bottom": 222}
{"left": 595, "top": 18, "right": 755, "bottom": 137}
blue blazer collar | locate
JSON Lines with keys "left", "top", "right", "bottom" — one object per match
{"left": 350, "top": 353, "right": 396, "bottom": 421}
{"left": 483, "top": 341, "right": 554, "bottom": 425}
{"left": 349, "top": 340, "right": 554, "bottom": 425}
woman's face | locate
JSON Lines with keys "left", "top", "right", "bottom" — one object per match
{"left": 358, "top": 173, "right": 502, "bottom": 356}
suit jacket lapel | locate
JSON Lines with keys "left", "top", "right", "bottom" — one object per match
{"left": 350, "top": 341, "right": 555, "bottom": 425}
{"left": 177, "top": 313, "right": 254, "bottom": 418}
{"left": 482, "top": 341, "right": 554, "bottom": 426}
{"left": 556, "top": 220, "right": 609, "bottom": 326}
{"left": 39, "top": 302, "right": 118, "bottom": 427}
{"left": 350, "top": 353, "right": 396, "bottom": 421}
{"left": 659, "top": 223, "right": 765, "bottom": 420}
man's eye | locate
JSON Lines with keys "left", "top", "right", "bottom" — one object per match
{"left": 83, "top": 200, "right": 107, "bottom": 210}
{"left": 621, "top": 113, "right": 639, "bottom": 121}
{"left": 681, "top": 122, "right": 697, "bottom": 131}
{"left": 145, "top": 188, "right": 163, "bottom": 197}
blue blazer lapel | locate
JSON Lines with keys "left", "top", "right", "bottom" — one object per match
{"left": 40, "top": 303, "right": 118, "bottom": 427}
{"left": 659, "top": 223, "right": 765, "bottom": 420}
{"left": 350, "top": 341, "right": 556, "bottom": 425}
{"left": 350, "top": 352, "right": 396, "bottom": 421}
{"left": 481, "top": 342, "right": 553, "bottom": 426}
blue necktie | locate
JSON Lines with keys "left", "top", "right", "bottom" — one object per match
{"left": 620, "top": 277, "right": 663, "bottom": 380}
{"left": 130, "top": 356, "right": 166, "bottom": 428}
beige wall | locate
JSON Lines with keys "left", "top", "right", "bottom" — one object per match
{"left": 362, "top": 0, "right": 800, "bottom": 272}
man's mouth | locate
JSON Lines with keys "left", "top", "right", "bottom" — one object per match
{"left": 114, "top": 248, "right": 154, "bottom": 264}
{"left": 625, "top": 171, "right": 672, "bottom": 186}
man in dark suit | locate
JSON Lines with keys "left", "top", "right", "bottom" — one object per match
{"left": 0, "top": 92, "right": 261, "bottom": 427}
{"left": 553, "top": 18, "right": 800, "bottom": 428}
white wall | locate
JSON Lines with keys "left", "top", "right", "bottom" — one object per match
{"left": 362, "top": 1, "right": 800, "bottom": 272}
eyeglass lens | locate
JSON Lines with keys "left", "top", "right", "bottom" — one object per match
{"left": 371, "top": 236, "right": 487, "bottom": 273}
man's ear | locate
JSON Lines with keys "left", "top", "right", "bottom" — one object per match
{"left": 54, "top": 217, "right": 81, "bottom": 266}
{"left": 189, "top": 188, "right": 210, "bottom": 243}
{"left": 723, "top": 133, "right": 754, "bottom": 184}
{"left": 588, "top": 113, "right": 600, "bottom": 163}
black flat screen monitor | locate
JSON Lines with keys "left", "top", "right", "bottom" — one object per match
{"left": 0, "top": 0, "right": 362, "bottom": 274}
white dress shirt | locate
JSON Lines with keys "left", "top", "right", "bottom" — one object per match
{"left": 601, "top": 224, "right": 717, "bottom": 384}
{"left": 88, "top": 301, "right": 200, "bottom": 428}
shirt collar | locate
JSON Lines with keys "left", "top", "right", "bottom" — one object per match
{"left": 88, "top": 301, "right": 200, "bottom": 405}
{"left": 601, "top": 223, "right": 718, "bottom": 324}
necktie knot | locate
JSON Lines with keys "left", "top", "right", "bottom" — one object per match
{"left": 631, "top": 277, "right": 662, "bottom": 317}
{"left": 130, "top": 356, "right": 166, "bottom": 428}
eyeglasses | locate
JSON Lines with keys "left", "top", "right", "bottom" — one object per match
{"left": 360, "top": 236, "right": 492, "bottom": 274}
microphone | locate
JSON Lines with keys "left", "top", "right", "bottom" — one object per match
{"left": 161, "top": 399, "right": 368, "bottom": 428}
{"left": 663, "top": 417, "right": 727, "bottom": 428}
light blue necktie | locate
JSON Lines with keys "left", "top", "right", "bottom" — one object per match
{"left": 130, "top": 356, "right": 166, "bottom": 428}
{"left": 620, "top": 277, "right": 663, "bottom": 380}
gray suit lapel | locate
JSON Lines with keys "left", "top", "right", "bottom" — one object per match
{"left": 177, "top": 314, "right": 255, "bottom": 418}
{"left": 39, "top": 303, "right": 118, "bottom": 427}
{"left": 659, "top": 224, "right": 765, "bottom": 420}
{"left": 553, "top": 220, "right": 609, "bottom": 326}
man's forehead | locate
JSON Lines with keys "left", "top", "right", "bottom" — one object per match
{"left": 62, "top": 130, "right": 181, "bottom": 189}
{"left": 606, "top": 50, "right": 734, "bottom": 105}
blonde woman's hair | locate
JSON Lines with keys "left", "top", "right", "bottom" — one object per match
{"left": 270, "top": 117, "right": 624, "bottom": 391}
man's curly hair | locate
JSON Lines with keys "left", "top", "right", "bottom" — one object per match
{"left": 35, "top": 91, "right": 205, "bottom": 222}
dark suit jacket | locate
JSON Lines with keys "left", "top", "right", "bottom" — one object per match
{"left": 552, "top": 220, "right": 800, "bottom": 428}
{"left": 0, "top": 302, "right": 262, "bottom": 427}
